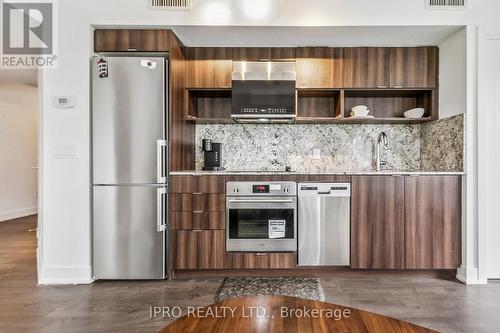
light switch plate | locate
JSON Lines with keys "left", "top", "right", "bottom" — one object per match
{"left": 54, "top": 96, "right": 76, "bottom": 108}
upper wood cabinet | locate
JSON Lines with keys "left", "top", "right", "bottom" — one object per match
{"left": 184, "top": 48, "right": 233, "bottom": 88}
{"left": 233, "top": 47, "right": 296, "bottom": 61}
{"left": 404, "top": 176, "right": 461, "bottom": 269}
{"left": 390, "top": 47, "right": 438, "bottom": 88}
{"left": 351, "top": 176, "right": 405, "bottom": 269}
{"left": 342, "top": 47, "right": 390, "bottom": 88}
{"left": 296, "top": 47, "right": 343, "bottom": 89}
{"left": 94, "top": 29, "right": 174, "bottom": 52}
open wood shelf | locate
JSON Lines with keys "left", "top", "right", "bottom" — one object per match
{"left": 184, "top": 88, "right": 436, "bottom": 124}
{"left": 185, "top": 88, "right": 232, "bottom": 123}
{"left": 343, "top": 89, "right": 435, "bottom": 121}
{"left": 339, "top": 116, "right": 434, "bottom": 124}
{"left": 296, "top": 89, "right": 343, "bottom": 123}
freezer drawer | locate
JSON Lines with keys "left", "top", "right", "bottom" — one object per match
{"left": 93, "top": 185, "right": 166, "bottom": 279}
{"left": 298, "top": 183, "right": 350, "bottom": 266}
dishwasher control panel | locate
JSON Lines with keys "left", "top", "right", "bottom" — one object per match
{"left": 298, "top": 183, "right": 351, "bottom": 197}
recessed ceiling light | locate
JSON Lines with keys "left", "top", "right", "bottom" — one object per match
{"left": 240, "top": 0, "right": 272, "bottom": 20}
{"left": 202, "top": 1, "right": 231, "bottom": 24}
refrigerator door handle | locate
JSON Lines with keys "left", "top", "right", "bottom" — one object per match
{"left": 157, "top": 187, "right": 167, "bottom": 232}
{"left": 156, "top": 139, "right": 167, "bottom": 184}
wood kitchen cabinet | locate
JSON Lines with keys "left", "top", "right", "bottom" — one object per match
{"left": 342, "top": 47, "right": 390, "bottom": 88}
{"left": 169, "top": 175, "right": 226, "bottom": 270}
{"left": 169, "top": 175, "right": 225, "bottom": 194}
{"left": 233, "top": 47, "right": 296, "bottom": 61}
{"left": 169, "top": 175, "right": 225, "bottom": 230}
{"left": 225, "top": 252, "right": 297, "bottom": 269}
{"left": 169, "top": 193, "right": 225, "bottom": 213}
{"left": 296, "top": 47, "right": 344, "bottom": 88}
{"left": 390, "top": 47, "right": 438, "bottom": 88}
{"left": 184, "top": 48, "right": 233, "bottom": 88}
{"left": 351, "top": 176, "right": 405, "bottom": 269}
{"left": 404, "top": 176, "right": 461, "bottom": 269}
{"left": 94, "top": 29, "right": 173, "bottom": 52}
{"left": 170, "top": 212, "right": 225, "bottom": 230}
{"left": 171, "top": 230, "right": 225, "bottom": 269}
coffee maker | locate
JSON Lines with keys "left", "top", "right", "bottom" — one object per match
{"left": 202, "top": 139, "right": 225, "bottom": 171}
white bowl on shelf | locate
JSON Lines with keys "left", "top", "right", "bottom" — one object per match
{"left": 404, "top": 108, "right": 425, "bottom": 119}
{"left": 350, "top": 105, "right": 370, "bottom": 117}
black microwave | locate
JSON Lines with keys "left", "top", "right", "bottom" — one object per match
{"left": 231, "top": 61, "right": 296, "bottom": 124}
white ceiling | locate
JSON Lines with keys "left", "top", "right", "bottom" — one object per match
{"left": 171, "top": 25, "right": 464, "bottom": 47}
{"left": 0, "top": 25, "right": 463, "bottom": 84}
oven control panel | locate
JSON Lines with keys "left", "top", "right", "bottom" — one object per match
{"left": 227, "top": 181, "right": 297, "bottom": 196}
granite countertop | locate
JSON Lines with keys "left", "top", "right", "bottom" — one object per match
{"left": 169, "top": 170, "right": 464, "bottom": 176}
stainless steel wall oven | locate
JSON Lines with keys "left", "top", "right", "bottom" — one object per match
{"left": 226, "top": 182, "right": 297, "bottom": 252}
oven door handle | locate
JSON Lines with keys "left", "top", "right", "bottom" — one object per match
{"left": 228, "top": 199, "right": 295, "bottom": 203}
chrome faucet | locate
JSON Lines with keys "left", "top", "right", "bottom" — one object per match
{"left": 376, "top": 132, "right": 389, "bottom": 171}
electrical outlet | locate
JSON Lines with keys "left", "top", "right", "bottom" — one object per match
{"left": 313, "top": 148, "right": 321, "bottom": 160}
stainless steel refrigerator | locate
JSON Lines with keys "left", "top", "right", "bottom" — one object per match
{"left": 91, "top": 55, "right": 168, "bottom": 279}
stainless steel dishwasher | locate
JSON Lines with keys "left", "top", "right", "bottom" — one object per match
{"left": 298, "top": 183, "right": 351, "bottom": 266}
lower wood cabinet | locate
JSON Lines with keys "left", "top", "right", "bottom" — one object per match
{"left": 404, "top": 176, "right": 461, "bottom": 269}
{"left": 170, "top": 211, "right": 225, "bottom": 230}
{"left": 169, "top": 193, "right": 225, "bottom": 212}
{"left": 169, "top": 175, "right": 226, "bottom": 194}
{"left": 225, "top": 252, "right": 297, "bottom": 269}
{"left": 351, "top": 175, "right": 462, "bottom": 270}
{"left": 171, "top": 230, "right": 225, "bottom": 269}
{"left": 351, "top": 176, "right": 405, "bottom": 269}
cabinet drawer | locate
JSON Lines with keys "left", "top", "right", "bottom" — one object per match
{"left": 169, "top": 194, "right": 225, "bottom": 212}
{"left": 170, "top": 175, "right": 225, "bottom": 193}
{"left": 225, "top": 253, "right": 297, "bottom": 269}
{"left": 172, "top": 230, "right": 225, "bottom": 269}
{"left": 170, "top": 211, "right": 225, "bottom": 230}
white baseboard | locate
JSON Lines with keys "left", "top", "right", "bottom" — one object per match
{"left": 0, "top": 207, "right": 37, "bottom": 222}
{"left": 456, "top": 266, "right": 487, "bottom": 285}
{"left": 38, "top": 265, "right": 94, "bottom": 285}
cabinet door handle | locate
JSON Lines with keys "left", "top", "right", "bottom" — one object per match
{"left": 193, "top": 211, "right": 204, "bottom": 214}
{"left": 256, "top": 253, "right": 267, "bottom": 256}
{"left": 192, "top": 192, "right": 203, "bottom": 195}
{"left": 192, "top": 229, "right": 203, "bottom": 232}
{"left": 377, "top": 85, "right": 388, "bottom": 89}
{"left": 392, "top": 85, "right": 403, "bottom": 89}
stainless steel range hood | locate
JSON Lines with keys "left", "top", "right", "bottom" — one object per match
{"left": 231, "top": 61, "right": 296, "bottom": 124}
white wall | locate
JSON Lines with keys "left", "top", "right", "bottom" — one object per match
{"left": 0, "top": 83, "right": 38, "bottom": 221}
{"left": 477, "top": 27, "right": 500, "bottom": 280}
{"left": 39, "top": 0, "right": 500, "bottom": 284}
{"left": 439, "top": 27, "right": 467, "bottom": 119}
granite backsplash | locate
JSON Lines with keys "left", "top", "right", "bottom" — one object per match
{"left": 195, "top": 115, "right": 464, "bottom": 172}
{"left": 420, "top": 114, "right": 464, "bottom": 171}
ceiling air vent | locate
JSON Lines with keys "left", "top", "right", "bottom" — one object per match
{"left": 426, "top": 0, "right": 466, "bottom": 9}
{"left": 149, "top": 0, "right": 192, "bottom": 11}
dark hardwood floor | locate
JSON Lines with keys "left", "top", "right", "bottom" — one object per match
{"left": 1, "top": 215, "right": 500, "bottom": 333}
